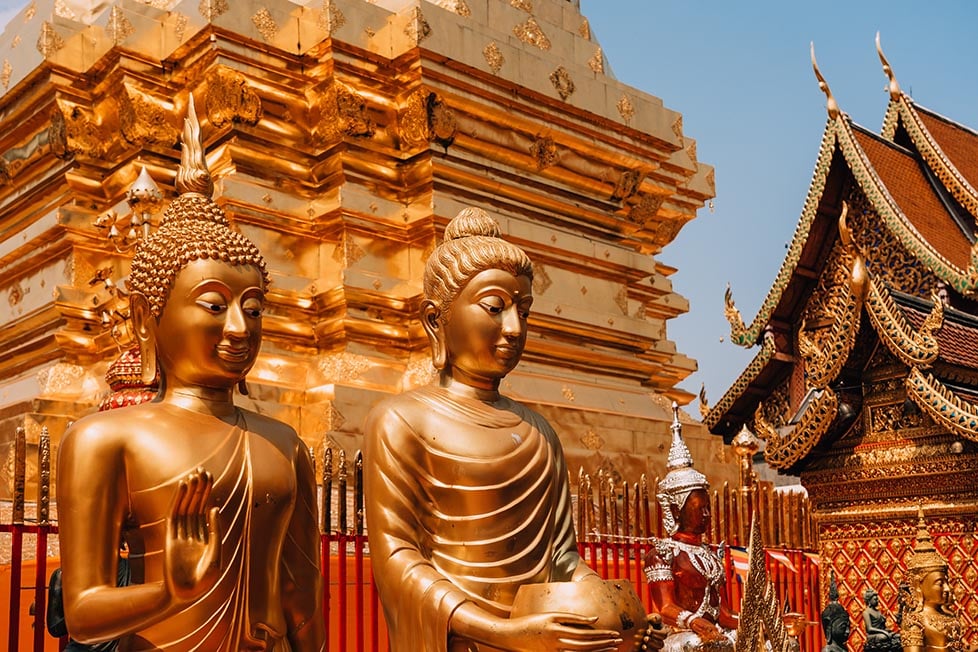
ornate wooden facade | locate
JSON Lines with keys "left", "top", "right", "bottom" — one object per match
{"left": 706, "top": 40, "right": 978, "bottom": 646}
{"left": 0, "top": 0, "right": 733, "bottom": 502}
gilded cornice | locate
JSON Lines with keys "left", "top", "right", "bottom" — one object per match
{"left": 703, "top": 332, "right": 776, "bottom": 430}
{"left": 756, "top": 386, "right": 838, "bottom": 470}
{"left": 864, "top": 278, "right": 942, "bottom": 368}
{"left": 723, "top": 122, "right": 837, "bottom": 347}
{"left": 905, "top": 367, "right": 978, "bottom": 442}
{"left": 834, "top": 116, "right": 978, "bottom": 295}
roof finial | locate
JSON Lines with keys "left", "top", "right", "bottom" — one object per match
{"left": 811, "top": 42, "right": 840, "bottom": 120}
{"left": 875, "top": 32, "right": 902, "bottom": 101}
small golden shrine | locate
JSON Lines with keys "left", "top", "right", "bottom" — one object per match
{"left": 706, "top": 39, "right": 978, "bottom": 647}
{"left": 0, "top": 0, "right": 730, "bottom": 499}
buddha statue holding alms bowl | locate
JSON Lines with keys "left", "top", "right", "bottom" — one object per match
{"left": 363, "top": 208, "right": 663, "bottom": 652}
{"left": 57, "top": 98, "right": 325, "bottom": 651}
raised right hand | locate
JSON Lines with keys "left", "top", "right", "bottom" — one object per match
{"left": 497, "top": 611, "right": 622, "bottom": 652}
{"left": 164, "top": 467, "right": 221, "bottom": 602}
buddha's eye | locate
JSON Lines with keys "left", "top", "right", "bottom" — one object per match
{"left": 480, "top": 297, "right": 505, "bottom": 315}
{"left": 196, "top": 295, "right": 227, "bottom": 313}
{"left": 243, "top": 299, "right": 264, "bottom": 319}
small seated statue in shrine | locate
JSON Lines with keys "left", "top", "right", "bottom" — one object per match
{"left": 862, "top": 588, "right": 900, "bottom": 652}
{"left": 901, "top": 512, "right": 965, "bottom": 652}
{"left": 56, "top": 98, "right": 324, "bottom": 651}
{"left": 363, "top": 207, "right": 664, "bottom": 652}
{"left": 820, "top": 571, "right": 851, "bottom": 652}
{"left": 642, "top": 406, "right": 739, "bottom": 652}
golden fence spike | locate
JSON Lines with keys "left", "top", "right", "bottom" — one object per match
{"left": 38, "top": 426, "right": 51, "bottom": 526}
{"left": 13, "top": 426, "right": 25, "bottom": 526}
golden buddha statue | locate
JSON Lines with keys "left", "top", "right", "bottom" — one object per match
{"left": 901, "top": 510, "right": 964, "bottom": 652}
{"left": 363, "top": 208, "right": 663, "bottom": 652}
{"left": 56, "top": 97, "right": 325, "bottom": 651}
{"left": 643, "top": 406, "right": 738, "bottom": 652}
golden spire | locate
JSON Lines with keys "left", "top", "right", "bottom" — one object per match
{"left": 175, "top": 93, "right": 214, "bottom": 197}
{"left": 811, "top": 42, "right": 840, "bottom": 120}
{"left": 875, "top": 32, "right": 903, "bottom": 101}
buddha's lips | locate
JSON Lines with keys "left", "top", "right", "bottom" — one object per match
{"left": 217, "top": 346, "right": 251, "bottom": 362}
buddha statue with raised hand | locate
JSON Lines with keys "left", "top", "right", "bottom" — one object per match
{"left": 364, "top": 208, "right": 662, "bottom": 652}
{"left": 57, "top": 97, "right": 324, "bottom": 651}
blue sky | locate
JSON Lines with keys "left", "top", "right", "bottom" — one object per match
{"left": 1, "top": 0, "right": 975, "bottom": 407}
{"left": 580, "top": 0, "right": 978, "bottom": 405}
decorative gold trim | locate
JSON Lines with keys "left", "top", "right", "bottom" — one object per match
{"left": 875, "top": 33, "right": 902, "bottom": 101}
{"left": 759, "top": 387, "right": 838, "bottom": 470}
{"left": 549, "top": 66, "right": 574, "bottom": 101}
{"left": 616, "top": 95, "right": 635, "bottom": 124}
{"left": 108, "top": 6, "right": 135, "bottom": 45}
{"left": 252, "top": 8, "right": 279, "bottom": 43}
{"left": 864, "top": 279, "right": 941, "bottom": 368}
{"left": 905, "top": 368, "right": 978, "bottom": 442}
{"left": 735, "top": 518, "right": 793, "bottom": 652}
{"left": 587, "top": 47, "right": 603, "bottom": 74}
{"left": 811, "top": 42, "right": 840, "bottom": 120}
{"left": 36, "top": 21, "right": 64, "bottom": 58}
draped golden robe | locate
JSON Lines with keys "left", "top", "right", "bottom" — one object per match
{"left": 364, "top": 386, "right": 581, "bottom": 652}
{"left": 59, "top": 404, "right": 320, "bottom": 652}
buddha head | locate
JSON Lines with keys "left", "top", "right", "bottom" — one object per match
{"left": 864, "top": 588, "right": 879, "bottom": 609}
{"left": 127, "top": 96, "right": 270, "bottom": 390}
{"left": 656, "top": 403, "right": 709, "bottom": 535}
{"left": 821, "top": 572, "right": 851, "bottom": 649}
{"left": 421, "top": 208, "right": 533, "bottom": 387}
{"left": 905, "top": 509, "right": 951, "bottom": 612}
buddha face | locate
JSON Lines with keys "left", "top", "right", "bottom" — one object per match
{"left": 919, "top": 569, "right": 949, "bottom": 608}
{"left": 435, "top": 268, "right": 532, "bottom": 389}
{"left": 677, "top": 488, "right": 711, "bottom": 535}
{"left": 153, "top": 258, "right": 264, "bottom": 390}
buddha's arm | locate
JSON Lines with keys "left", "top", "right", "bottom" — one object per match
{"left": 282, "top": 441, "right": 325, "bottom": 651}
{"left": 57, "top": 423, "right": 171, "bottom": 642}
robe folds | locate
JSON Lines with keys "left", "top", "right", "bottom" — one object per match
{"left": 363, "top": 385, "right": 581, "bottom": 652}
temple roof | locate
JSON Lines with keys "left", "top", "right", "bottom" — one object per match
{"left": 707, "top": 44, "right": 978, "bottom": 453}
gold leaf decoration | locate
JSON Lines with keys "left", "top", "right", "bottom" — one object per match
{"left": 627, "top": 193, "right": 664, "bottom": 224}
{"left": 108, "top": 6, "right": 135, "bottom": 45}
{"left": 671, "top": 114, "right": 683, "bottom": 140}
{"left": 252, "top": 7, "right": 279, "bottom": 42}
{"left": 399, "top": 88, "right": 430, "bottom": 149}
{"left": 24, "top": 1, "right": 36, "bottom": 21}
{"left": 54, "top": 0, "right": 75, "bottom": 19}
{"left": 36, "top": 22, "right": 64, "bottom": 58}
{"left": 578, "top": 18, "right": 590, "bottom": 40}
{"left": 617, "top": 94, "right": 635, "bottom": 124}
{"left": 405, "top": 7, "right": 431, "bottom": 44}
{"left": 513, "top": 17, "right": 550, "bottom": 50}
{"left": 319, "top": 351, "right": 372, "bottom": 383}
{"left": 483, "top": 41, "right": 504, "bottom": 74}
{"left": 511, "top": 0, "right": 532, "bottom": 12}
{"left": 199, "top": 0, "right": 229, "bottom": 21}
{"left": 317, "top": 0, "right": 346, "bottom": 35}
{"left": 205, "top": 66, "right": 263, "bottom": 127}
{"left": 529, "top": 134, "right": 559, "bottom": 169}
{"left": 549, "top": 66, "right": 574, "bottom": 100}
{"left": 581, "top": 429, "right": 604, "bottom": 451}
{"left": 587, "top": 47, "right": 603, "bottom": 74}
{"left": 172, "top": 12, "right": 189, "bottom": 42}
{"left": 453, "top": 0, "right": 471, "bottom": 16}
{"left": 10, "top": 35, "right": 20, "bottom": 49}
{"left": 1, "top": 59, "right": 10, "bottom": 90}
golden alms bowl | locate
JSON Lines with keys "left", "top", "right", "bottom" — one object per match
{"left": 511, "top": 578, "right": 648, "bottom": 652}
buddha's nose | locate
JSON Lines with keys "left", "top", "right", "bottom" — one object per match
{"left": 224, "top": 302, "right": 248, "bottom": 338}
{"left": 501, "top": 306, "right": 523, "bottom": 337}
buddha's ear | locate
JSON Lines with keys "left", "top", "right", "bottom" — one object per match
{"left": 130, "top": 292, "right": 158, "bottom": 386}
{"left": 421, "top": 300, "right": 446, "bottom": 370}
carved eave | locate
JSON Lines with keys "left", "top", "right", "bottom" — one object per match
{"left": 864, "top": 276, "right": 941, "bottom": 368}
{"left": 906, "top": 368, "right": 978, "bottom": 443}
{"left": 754, "top": 387, "right": 839, "bottom": 471}
{"left": 724, "top": 121, "right": 841, "bottom": 347}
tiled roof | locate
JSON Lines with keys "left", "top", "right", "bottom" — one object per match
{"left": 853, "top": 129, "right": 972, "bottom": 269}
{"left": 915, "top": 107, "right": 978, "bottom": 199}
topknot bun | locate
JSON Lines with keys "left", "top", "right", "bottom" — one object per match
{"left": 444, "top": 207, "right": 501, "bottom": 241}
